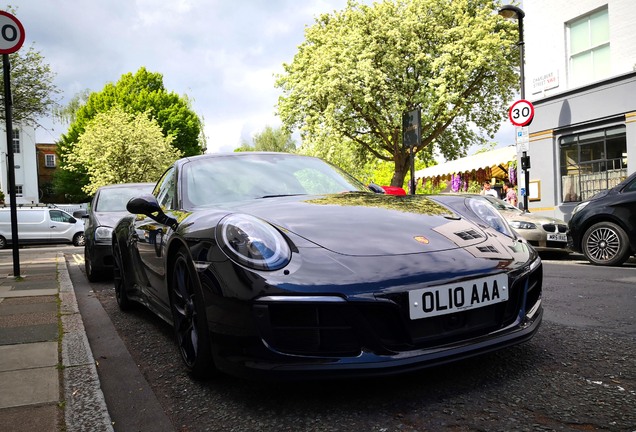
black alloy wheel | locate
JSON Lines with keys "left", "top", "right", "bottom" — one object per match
{"left": 582, "top": 221, "right": 631, "bottom": 266}
{"left": 113, "top": 243, "right": 133, "bottom": 310}
{"left": 170, "top": 249, "right": 214, "bottom": 379}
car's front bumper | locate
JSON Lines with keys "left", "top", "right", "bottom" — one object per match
{"left": 208, "top": 259, "right": 544, "bottom": 380}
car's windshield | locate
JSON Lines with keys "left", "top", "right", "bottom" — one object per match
{"left": 182, "top": 153, "right": 370, "bottom": 207}
{"left": 95, "top": 185, "right": 153, "bottom": 212}
{"left": 483, "top": 195, "right": 523, "bottom": 214}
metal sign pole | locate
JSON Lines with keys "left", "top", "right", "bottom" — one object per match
{"left": 3, "top": 53, "right": 20, "bottom": 277}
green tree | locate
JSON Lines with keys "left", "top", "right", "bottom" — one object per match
{"left": 276, "top": 0, "right": 518, "bottom": 187}
{"left": 65, "top": 106, "right": 181, "bottom": 195}
{"left": 0, "top": 44, "right": 59, "bottom": 125}
{"left": 55, "top": 67, "right": 205, "bottom": 200}
{"left": 235, "top": 125, "right": 297, "bottom": 152}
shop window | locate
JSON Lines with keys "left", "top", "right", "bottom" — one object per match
{"left": 560, "top": 126, "right": 626, "bottom": 202}
{"left": 567, "top": 8, "right": 610, "bottom": 88}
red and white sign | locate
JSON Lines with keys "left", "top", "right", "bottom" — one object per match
{"left": 0, "top": 11, "right": 25, "bottom": 54}
{"left": 508, "top": 99, "right": 535, "bottom": 127}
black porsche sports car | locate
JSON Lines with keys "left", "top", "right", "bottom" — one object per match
{"left": 113, "top": 152, "right": 543, "bottom": 380}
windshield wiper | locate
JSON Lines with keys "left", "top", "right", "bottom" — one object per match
{"left": 257, "top": 193, "right": 307, "bottom": 199}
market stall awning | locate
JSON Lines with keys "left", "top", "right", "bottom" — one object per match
{"left": 415, "top": 146, "right": 517, "bottom": 179}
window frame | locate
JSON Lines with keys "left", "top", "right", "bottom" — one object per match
{"left": 45, "top": 154, "right": 56, "bottom": 168}
{"left": 559, "top": 125, "right": 627, "bottom": 203}
{"left": 566, "top": 7, "right": 610, "bottom": 88}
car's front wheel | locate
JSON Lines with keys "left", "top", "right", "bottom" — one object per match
{"left": 170, "top": 248, "right": 215, "bottom": 379}
{"left": 73, "top": 232, "right": 86, "bottom": 247}
{"left": 0, "top": 235, "right": 6, "bottom": 249}
{"left": 582, "top": 221, "right": 631, "bottom": 266}
{"left": 85, "top": 245, "right": 102, "bottom": 282}
{"left": 113, "top": 242, "right": 133, "bottom": 311}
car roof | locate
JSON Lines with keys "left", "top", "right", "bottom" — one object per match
{"left": 97, "top": 182, "right": 155, "bottom": 190}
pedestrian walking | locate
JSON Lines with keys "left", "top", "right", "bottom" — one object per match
{"left": 503, "top": 181, "right": 518, "bottom": 207}
{"left": 480, "top": 180, "right": 498, "bottom": 198}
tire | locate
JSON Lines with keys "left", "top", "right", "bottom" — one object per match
{"left": 0, "top": 235, "right": 6, "bottom": 249}
{"left": 73, "top": 232, "right": 86, "bottom": 247}
{"left": 84, "top": 244, "right": 102, "bottom": 282}
{"left": 582, "top": 221, "right": 631, "bottom": 266}
{"left": 113, "top": 242, "right": 133, "bottom": 311}
{"left": 170, "top": 248, "right": 215, "bottom": 379}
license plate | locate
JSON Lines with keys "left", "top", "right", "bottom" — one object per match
{"left": 547, "top": 233, "right": 567, "bottom": 242}
{"left": 408, "top": 274, "right": 509, "bottom": 320}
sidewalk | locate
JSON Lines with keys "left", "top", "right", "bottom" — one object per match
{"left": 0, "top": 248, "right": 112, "bottom": 432}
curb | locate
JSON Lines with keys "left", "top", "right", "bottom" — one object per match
{"left": 58, "top": 252, "right": 114, "bottom": 432}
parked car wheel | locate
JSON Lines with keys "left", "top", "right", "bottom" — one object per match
{"left": 582, "top": 221, "right": 630, "bottom": 266}
{"left": 0, "top": 235, "right": 6, "bottom": 249}
{"left": 170, "top": 249, "right": 214, "bottom": 379}
{"left": 84, "top": 244, "right": 103, "bottom": 282}
{"left": 73, "top": 232, "right": 86, "bottom": 247}
{"left": 113, "top": 244, "right": 133, "bottom": 311}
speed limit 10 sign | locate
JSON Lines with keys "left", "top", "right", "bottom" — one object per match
{"left": 0, "top": 11, "right": 25, "bottom": 54}
{"left": 508, "top": 99, "right": 535, "bottom": 127}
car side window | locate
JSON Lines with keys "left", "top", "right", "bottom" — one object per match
{"left": 155, "top": 167, "right": 176, "bottom": 210}
{"left": 50, "top": 210, "right": 72, "bottom": 223}
{"left": 624, "top": 178, "right": 636, "bottom": 193}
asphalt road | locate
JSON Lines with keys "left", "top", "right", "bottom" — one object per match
{"left": 63, "top": 249, "right": 635, "bottom": 432}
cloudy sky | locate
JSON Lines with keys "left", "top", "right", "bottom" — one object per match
{"left": 14, "top": 0, "right": 513, "bottom": 154}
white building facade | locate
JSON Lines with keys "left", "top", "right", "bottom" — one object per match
{"left": 0, "top": 125, "right": 40, "bottom": 204}
{"left": 522, "top": 0, "right": 636, "bottom": 221}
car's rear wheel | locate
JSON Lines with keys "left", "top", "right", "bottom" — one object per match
{"left": 113, "top": 242, "right": 133, "bottom": 311}
{"left": 170, "top": 248, "right": 214, "bottom": 379}
{"left": 582, "top": 221, "right": 630, "bottom": 266}
{"left": 0, "top": 235, "right": 6, "bottom": 249}
{"left": 73, "top": 232, "right": 86, "bottom": 247}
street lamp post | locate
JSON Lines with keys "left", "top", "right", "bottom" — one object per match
{"left": 499, "top": 5, "right": 530, "bottom": 211}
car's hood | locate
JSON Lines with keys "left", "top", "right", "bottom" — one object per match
{"left": 499, "top": 210, "right": 566, "bottom": 225}
{"left": 219, "top": 193, "right": 492, "bottom": 256}
{"left": 93, "top": 211, "right": 132, "bottom": 228}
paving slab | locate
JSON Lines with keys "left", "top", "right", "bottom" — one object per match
{"left": 0, "top": 367, "right": 59, "bottom": 409}
{"left": 0, "top": 341, "right": 58, "bottom": 372}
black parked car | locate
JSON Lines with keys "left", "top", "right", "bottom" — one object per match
{"left": 113, "top": 152, "right": 543, "bottom": 379}
{"left": 568, "top": 171, "right": 636, "bottom": 266}
{"left": 83, "top": 183, "right": 154, "bottom": 281}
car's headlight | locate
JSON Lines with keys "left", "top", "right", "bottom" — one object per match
{"left": 217, "top": 214, "right": 291, "bottom": 271}
{"left": 95, "top": 226, "right": 113, "bottom": 242}
{"left": 509, "top": 221, "right": 537, "bottom": 230}
{"left": 467, "top": 198, "right": 514, "bottom": 237}
{"left": 572, "top": 201, "right": 590, "bottom": 215}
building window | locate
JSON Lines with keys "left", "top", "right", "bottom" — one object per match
{"left": 12, "top": 129, "right": 20, "bottom": 154}
{"left": 45, "top": 154, "right": 56, "bottom": 168}
{"left": 15, "top": 185, "right": 23, "bottom": 197}
{"left": 567, "top": 8, "right": 610, "bottom": 88}
{"left": 560, "top": 125, "right": 627, "bottom": 202}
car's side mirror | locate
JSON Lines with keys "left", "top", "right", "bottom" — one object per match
{"left": 73, "top": 209, "right": 88, "bottom": 219}
{"left": 368, "top": 183, "right": 386, "bottom": 194}
{"left": 127, "top": 194, "right": 178, "bottom": 229}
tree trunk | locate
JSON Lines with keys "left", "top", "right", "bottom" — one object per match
{"left": 390, "top": 150, "right": 410, "bottom": 187}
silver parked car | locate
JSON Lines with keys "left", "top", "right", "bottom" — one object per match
{"left": 481, "top": 195, "right": 570, "bottom": 254}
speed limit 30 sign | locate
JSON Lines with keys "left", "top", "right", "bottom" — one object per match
{"left": 508, "top": 99, "right": 535, "bottom": 127}
{"left": 0, "top": 11, "right": 25, "bottom": 54}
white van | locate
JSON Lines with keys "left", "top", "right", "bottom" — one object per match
{"left": 0, "top": 206, "right": 86, "bottom": 249}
